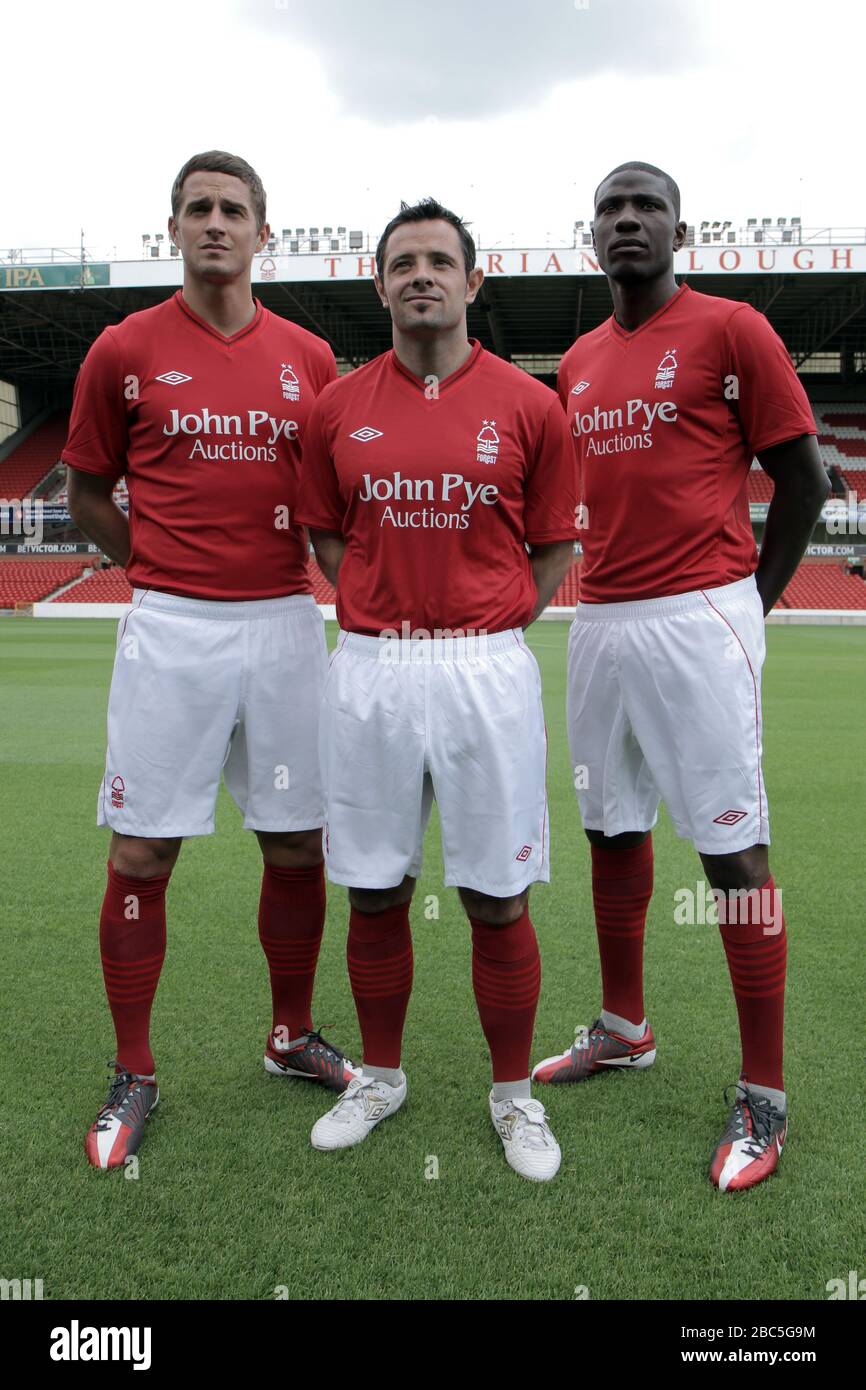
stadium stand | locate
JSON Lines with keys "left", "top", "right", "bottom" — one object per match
{"left": 17, "top": 554, "right": 866, "bottom": 612}
{"left": 778, "top": 559, "right": 866, "bottom": 610}
{"left": 748, "top": 465, "right": 775, "bottom": 502}
{"left": 49, "top": 559, "right": 588, "bottom": 610}
{"left": 748, "top": 405, "right": 866, "bottom": 504}
{"left": 51, "top": 567, "right": 135, "bottom": 603}
{"left": 53, "top": 558, "right": 340, "bottom": 605}
{"left": 551, "top": 560, "right": 580, "bottom": 608}
{"left": 814, "top": 405, "right": 866, "bottom": 495}
{"left": 0, "top": 557, "right": 86, "bottom": 606}
{"left": 0, "top": 412, "right": 69, "bottom": 498}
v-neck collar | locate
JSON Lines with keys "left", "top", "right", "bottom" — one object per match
{"left": 609, "top": 283, "right": 688, "bottom": 342}
{"left": 174, "top": 290, "right": 264, "bottom": 345}
{"left": 389, "top": 337, "right": 483, "bottom": 393}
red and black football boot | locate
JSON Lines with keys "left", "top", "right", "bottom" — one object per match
{"left": 264, "top": 1026, "right": 360, "bottom": 1092}
{"left": 532, "top": 1017, "right": 656, "bottom": 1084}
{"left": 84, "top": 1061, "right": 159, "bottom": 1169}
{"left": 710, "top": 1081, "right": 787, "bottom": 1192}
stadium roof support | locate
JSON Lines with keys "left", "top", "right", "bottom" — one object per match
{"left": 272, "top": 282, "right": 366, "bottom": 368}
{"left": 788, "top": 279, "right": 866, "bottom": 367}
{"left": 744, "top": 274, "right": 789, "bottom": 315}
{"left": 479, "top": 281, "right": 508, "bottom": 359}
{"left": 573, "top": 284, "right": 584, "bottom": 341}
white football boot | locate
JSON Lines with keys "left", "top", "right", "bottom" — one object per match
{"left": 310, "top": 1072, "right": 407, "bottom": 1151}
{"left": 489, "top": 1093, "right": 562, "bottom": 1181}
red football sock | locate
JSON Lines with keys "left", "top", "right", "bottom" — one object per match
{"left": 716, "top": 874, "right": 787, "bottom": 1091}
{"left": 470, "top": 909, "right": 541, "bottom": 1083}
{"left": 591, "top": 836, "right": 653, "bottom": 1027}
{"left": 347, "top": 902, "right": 413, "bottom": 1068}
{"left": 99, "top": 860, "right": 170, "bottom": 1076}
{"left": 258, "top": 861, "right": 326, "bottom": 1040}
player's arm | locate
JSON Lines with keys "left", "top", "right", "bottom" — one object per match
{"left": 66, "top": 467, "right": 130, "bottom": 567}
{"left": 523, "top": 396, "right": 580, "bottom": 624}
{"left": 296, "top": 392, "right": 345, "bottom": 586}
{"left": 527, "top": 541, "right": 575, "bottom": 623}
{"left": 725, "top": 306, "right": 828, "bottom": 615}
{"left": 308, "top": 529, "right": 345, "bottom": 587}
{"left": 62, "top": 328, "right": 130, "bottom": 565}
{"left": 753, "top": 434, "right": 830, "bottom": 615}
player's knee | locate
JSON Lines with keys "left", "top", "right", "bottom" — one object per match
{"left": 256, "top": 827, "right": 323, "bottom": 868}
{"left": 459, "top": 886, "right": 528, "bottom": 925}
{"left": 585, "top": 828, "right": 650, "bottom": 851}
{"left": 110, "top": 835, "right": 181, "bottom": 879}
{"left": 700, "top": 844, "right": 770, "bottom": 893}
{"left": 349, "top": 877, "right": 415, "bottom": 914}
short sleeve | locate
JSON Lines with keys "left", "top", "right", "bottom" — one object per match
{"left": 725, "top": 307, "right": 817, "bottom": 454}
{"left": 320, "top": 344, "right": 338, "bottom": 390}
{"left": 295, "top": 393, "right": 345, "bottom": 532}
{"left": 61, "top": 329, "right": 128, "bottom": 479}
{"left": 524, "top": 397, "right": 578, "bottom": 544}
{"left": 556, "top": 355, "right": 570, "bottom": 410}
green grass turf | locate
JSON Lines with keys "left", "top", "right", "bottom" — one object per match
{"left": 0, "top": 617, "right": 864, "bottom": 1301}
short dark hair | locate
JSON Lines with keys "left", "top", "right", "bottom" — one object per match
{"left": 594, "top": 162, "right": 681, "bottom": 221}
{"left": 375, "top": 197, "right": 476, "bottom": 280}
{"left": 171, "top": 151, "right": 267, "bottom": 231}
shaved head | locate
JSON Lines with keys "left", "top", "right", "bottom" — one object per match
{"left": 594, "top": 162, "right": 681, "bottom": 220}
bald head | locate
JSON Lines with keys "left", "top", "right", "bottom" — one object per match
{"left": 594, "top": 162, "right": 681, "bottom": 221}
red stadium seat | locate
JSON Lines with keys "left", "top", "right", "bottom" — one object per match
{"left": 778, "top": 561, "right": 866, "bottom": 610}
{"left": 0, "top": 413, "right": 70, "bottom": 499}
{"left": 0, "top": 557, "right": 85, "bottom": 605}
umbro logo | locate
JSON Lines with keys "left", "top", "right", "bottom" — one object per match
{"left": 155, "top": 371, "right": 192, "bottom": 386}
{"left": 349, "top": 426, "right": 383, "bottom": 442}
{"left": 571, "top": 380, "right": 590, "bottom": 395}
{"left": 362, "top": 1095, "right": 391, "bottom": 1121}
{"left": 712, "top": 809, "right": 748, "bottom": 827}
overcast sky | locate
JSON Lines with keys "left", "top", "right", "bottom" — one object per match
{"left": 4, "top": 0, "right": 861, "bottom": 259}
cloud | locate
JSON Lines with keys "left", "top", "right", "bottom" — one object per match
{"left": 244, "top": 0, "right": 704, "bottom": 123}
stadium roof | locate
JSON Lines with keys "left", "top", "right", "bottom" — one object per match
{"left": 1, "top": 230, "right": 865, "bottom": 387}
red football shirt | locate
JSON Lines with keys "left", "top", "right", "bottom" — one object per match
{"left": 557, "top": 283, "right": 817, "bottom": 603}
{"left": 295, "top": 339, "right": 576, "bottom": 635}
{"left": 62, "top": 291, "right": 337, "bottom": 599}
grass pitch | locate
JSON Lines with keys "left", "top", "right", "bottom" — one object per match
{"left": 0, "top": 617, "right": 863, "bottom": 1301}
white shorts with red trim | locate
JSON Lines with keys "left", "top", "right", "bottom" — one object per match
{"left": 320, "top": 628, "right": 549, "bottom": 895}
{"left": 98, "top": 589, "right": 326, "bottom": 837}
{"left": 567, "top": 574, "right": 770, "bottom": 854}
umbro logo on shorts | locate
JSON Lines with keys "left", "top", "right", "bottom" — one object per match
{"left": 712, "top": 809, "right": 748, "bottom": 826}
{"left": 155, "top": 371, "right": 192, "bottom": 386}
{"left": 349, "top": 426, "right": 383, "bottom": 442}
{"left": 515, "top": 845, "right": 532, "bottom": 862}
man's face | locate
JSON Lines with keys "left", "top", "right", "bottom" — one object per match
{"left": 592, "top": 171, "right": 686, "bottom": 284}
{"left": 168, "top": 170, "right": 268, "bottom": 283}
{"left": 375, "top": 219, "right": 483, "bottom": 335}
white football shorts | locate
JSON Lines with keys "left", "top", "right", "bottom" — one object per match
{"left": 320, "top": 628, "right": 550, "bottom": 896}
{"left": 98, "top": 589, "right": 327, "bottom": 837}
{"left": 567, "top": 574, "right": 770, "bottom": 855}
